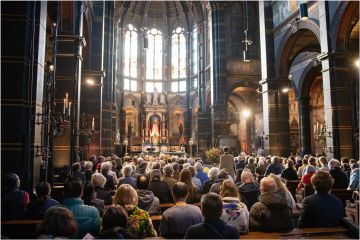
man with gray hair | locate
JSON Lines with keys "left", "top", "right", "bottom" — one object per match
{"left": 117, "top": 164, "right": 136, "bottom": 189}
{"left": 203, "top": 167, "right": 219, "bottom": 194}
{"left": 161, "top": 164, "right": 178, "bottom": 191}
{"left": 328, "top": 158, "right": 349, "bottom": 189}
{"left": 249, "top": 177, "right": 293, "bottom": 232}
{"left": 238, "top": 170, "right": 260, "bottom": 210}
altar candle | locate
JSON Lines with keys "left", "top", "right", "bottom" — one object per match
{"left": 92, "top": 118, "right": 95, "bottom": 131}
{"left": 68, "top": 102, "right": 72, "bottom": 116}
{"left": 65, "top": 93, "right": 69, "bottom": 107}
{"left": 320, "top": 123, "right": 323, "bottom": 134}
{"left": 316, "top": 122, "right": 319, "bottom": 134}
{"left": 313, "top": 124, "right": 316, "bottom": 135}
{"left": 63, "top": 99, "right": 66, "bottom": 114}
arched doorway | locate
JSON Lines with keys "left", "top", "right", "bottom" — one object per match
{"left": 309, "top": 76, "right": 325, "bottom": 155}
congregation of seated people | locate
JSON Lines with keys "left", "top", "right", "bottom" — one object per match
{"left": 2, "top": 148, "right": 359, "bottom": 239}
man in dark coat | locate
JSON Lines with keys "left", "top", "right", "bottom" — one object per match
{"left": 298, "top": 170, "right": 344, "bottom": 228}
{"left": 249, "top": 176, "right": 293, "bottom": 232}
{"left": 329, "top": 159, "right": 349, "bottom": 189}
{"left": 148, "top": 169, "right": 172, "bottom": 203}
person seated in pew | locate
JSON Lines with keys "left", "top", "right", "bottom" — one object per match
{"left": 91, "top": 173, "right": 113, "bottom": 205}
{"left": 298, "top": 170, "right": 345, "bottom": 228}
{"left": 82, "top": 181, "right": 105, "bottom": 217}
{"left": 117, "top": 164, "right": 137, "bottom": 189}
{"left": 37, "top": 206, "right": 78, "bottom": 239}
{"left": 348, "top": 163, "right": 359, "bottom": 191}
{"left": 159, "top": 182, "right": 203, "bottom": 238}
{"left": 298, "top": 165, "right": 316, "bottom": 191}
{"left": 161, "top": 164, "right": 178, "bottom": 191}
{"left": 72, "top": 162, "right": 86, "bottom": 183}
{"left": 180, "top": 168, "right": 201, "bottom": 204}
{"left": 113, "top": 184, "right": 157, "bottom": 238}
{"left": 100, "top": 205, "right": 136, "bottom": 239}
{"left": 269, "top": 174, "right": 296, "bottom": 210}
{"left": 249, "top": 176, "right": 293, "bottom": 232}
{"left": 101, "top": 162, "right": 116, "bottom": 190}
{"left": 136, "top": 175, "right": 161, "bottom": 216}
{"left": 148, "top": 169, "right": 173, "bottom": 203}
{"left": 203, "top": 167, "right": 219, "bottom": 194}
{"left": 281, "top": 159, "right": 299, "bottom": 181}
{"left": 220, "top": 180, "right": 249, "bottom": 234}
{"left": 26, "top": 181, "right": 59, "bottom": 219}
{"left": 329, "top": 159, "right": 349, "bottom": 189}
{"left": 237, "top": 170, "right": 260, "bottom": 210}
{"left": 194, "top": 162, "right": 209, "bottom": 185}
{"left": 62, "top": 176, "right": 101, "bottom": 238}
{"left": 184, "top": 193, "right": 239, "bottom": 239}
{"left": 209, "top": 169, "right": 229, "bottom": 194}
{"left": 2, "top": 173, "right": 30, "bottom": 220}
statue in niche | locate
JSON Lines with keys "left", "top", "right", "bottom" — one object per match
{"left": 153, "top": 87, "right": 159, "bottom": 105}
{"left": 115, "top": 130, "right": 120, "bottom": 144}
{"left": 146, "top": 93, "right": 152, "bottom": 105}
{"left": 160, "top": 93, "right": 166, "bottom": 105}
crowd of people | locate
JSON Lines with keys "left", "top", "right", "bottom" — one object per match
{"left": 2, "top": 146, "right": 359, "bottom": 239}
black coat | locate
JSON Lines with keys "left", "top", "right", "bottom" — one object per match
{"left": 238, "top": 182, "right": 260, "bottom": 210}
{"left": 202, "top": 179, "right": 216, "bottom": 194}
{"left": 298, "top": 192, "right": 344, "bottom": 228}
{"left": 281, "top": 168, "right": 299, "bottom": 181}
{"left": 330, "top": 167, "right": 349, "bottom": 189}
{"left": 185, "top": 219, "right": 239, "bottom": 239}
{"left": 148, "top": 180, "right": 172, "bottom": 203}
{"left": 94, "top": 186, "right": 113, "bottom": 205}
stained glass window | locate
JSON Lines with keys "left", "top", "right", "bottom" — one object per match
{"left": 171, "top": 27, "right": 186, "bottom": 92}
{"left": 146, "top": 28, "right": 163, "bottom": 93}
{"left": 123, "top": 24, "right": 138, "bottom": 91}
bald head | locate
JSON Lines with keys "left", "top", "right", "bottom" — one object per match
{"left": 241, "top": 170, "right": 254, "bottom": 183}
{"left": 260, "top": 177, "right": 278, "bottom": 193}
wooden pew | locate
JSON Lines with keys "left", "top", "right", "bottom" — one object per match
{"left": 242, "top": 227, "right": 349, "bottom": 239}
{"left": 159, "top": 202, "right": 201, "bottom": 212}
{"left": 1, "top": 219, "right": 42, "bottom": 239}
{"left": 331, "top": 188, "right": 353, "bottom": 207}
{"left": 150, "top": 215, "right": 162, "bottom": 231}
{"left": 51, "top": 185, "right": 64, "bottom": 203}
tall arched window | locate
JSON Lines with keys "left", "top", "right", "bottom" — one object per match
{"left": 146, "top": 28, "right": 163, "bottom": 93}
{"left": 171, "top": 27, "right": 186, "bottom": 92}
{"left": 123, "top": 24, "right": 138, "bottom": 91}
{"left": 192, "top": 26, "right": 198, "bottom": 89}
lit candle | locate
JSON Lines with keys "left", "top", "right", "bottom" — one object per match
{"left": 319, "top": 123, "right": 323, "bottom": 134}
{"left": 68, "top": 102, "right": 72, "bottom": 116}
{"left": 316, "top": 122, "right": 319, "bottom": 134}
{"left": 63, "top": 99, "right": 66, "bottom": 114}
{"left": 92, "top": 118, "right": 95, "bottom": 131}
{"left": 313, "top": 124, "right": 316, "bottom": 135}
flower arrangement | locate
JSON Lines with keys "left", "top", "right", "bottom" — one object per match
{"left": 205, "top": 148, "right": 222, "bottom": 164}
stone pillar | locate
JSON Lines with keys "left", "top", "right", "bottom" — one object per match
{"left": 209, "top": 2, "right": 228, "bottom": 146}
{"left": 317, "top": 1, "right": 354, "bottom": 158}
{"left": 101, "top": 2, "right": 115, "bottom": 155}
{"left": 1, "top": 1, "right": 47, "bottom": 190}
{"left": 259, "top": 1, "right": 290, "bottom": 156}
{"left": 53, "top": 2, "right": 84, "bottom": 168}
{"left": 297, "top": 98, "right": 311, "bottom": 154}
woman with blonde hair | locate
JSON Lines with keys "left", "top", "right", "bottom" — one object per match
{"left": 269, "top": 174, "right": 296, "bottom": 209}
{"left": 219, "top": 180, "right": 249, "bottom": 233}
{"left": 113, "top": 184, "right": 157, "bottom": 238}
{"left": 179, "top": 168, "right": 200, "bottom": 203}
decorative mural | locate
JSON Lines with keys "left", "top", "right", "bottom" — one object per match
{"left": 272, "top": 0, "right": 307, "bottom": 27}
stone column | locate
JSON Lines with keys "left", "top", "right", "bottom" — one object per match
{"left": 209, "top": 2, "right": 228, "bottom": 146}
{"left": 258, "top": 1, "right": 290, "bottom": 156}
{"left": 101, "top": 2, "right": 115, "bottom": 155}
{"left": 297, "top": 98, "right": 311, "bottom": 154}
{"left": 317, "top": 1, "right": 354, "bottom": 158}
{"left": 1, "top": 1, "right": 47, "bottom": 190}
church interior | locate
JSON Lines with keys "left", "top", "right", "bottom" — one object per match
{"left": 1, "top": 1, "right": 359, "bottom": 239}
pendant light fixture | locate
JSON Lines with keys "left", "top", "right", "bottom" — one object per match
{"left": 242, "top": 1, "right": 252, "bottom": 62}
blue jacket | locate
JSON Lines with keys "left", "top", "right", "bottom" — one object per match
{"left": 195, "top": 171, "right": 209, "bottom": 184}
{"left": 264, "top": 163, "right": 284, "bottom": 176}
{"left": 298, "top": 192, "right": 344, "bottom": 228}
{"left": 63, "top": 198, "right": 101, "bottom": 238}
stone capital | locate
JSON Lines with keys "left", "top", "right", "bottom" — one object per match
{"left": 317, "top": 51, "right": 349, "bottom": 61}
